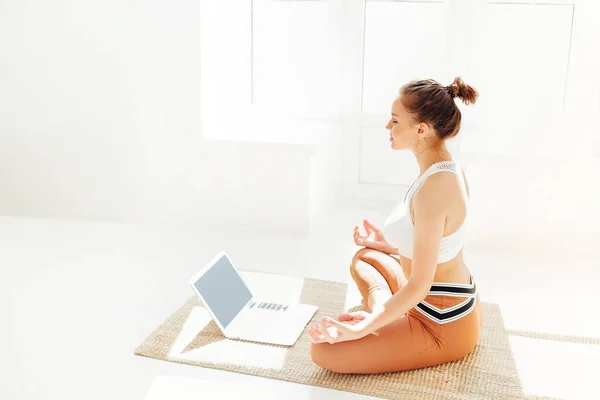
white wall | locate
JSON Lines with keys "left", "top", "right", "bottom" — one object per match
{"left": 2, "top": 0, "right": 597, "bottom": 240}
{"left": 0, "top": 1, "right": 190, "bottom": 218}
{"left": 460, "top": 154, "right": 600, "bottom": 257}
{"left": 0, "top": 1, "right": 324, "bottom": 234}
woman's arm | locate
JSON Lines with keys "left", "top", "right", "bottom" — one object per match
{"left": 361, "top": 176, "right": 449, "bottom": 334}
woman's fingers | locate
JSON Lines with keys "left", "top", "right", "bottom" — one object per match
{"left": 311, "top": 318, "right": 376, "bottom": 343}
{"left": 320, "top": 317, "right": 341, "bottom": 343}
{"left": 337, "top": 315, "right": 361, "bottom": 325}
{"left": 337, "top": 313, "right": 353, "bottom": 322}
{"left": 354, "top": 227, "right": 366, "bottom": 245}
{"left": 355, "top": 226, "right": 365, "bottom": 237}
{"left": 364, "top": 219, "right": 380, "bottom": 233}
{"left": 309, "top": 325, "right": 328, "bottom": 343}
{"left": 354, "top": 233, "right": 362, "bottom": 245}
{"left": 363, "top": 220, "right": 372, "bottom": 237}
{"left": 363, "top": 219, "right": 379, "bottom": 232}
{"left": 323, "top": 318, "right": 351, "bottom": 336}
{"left": 338, "top": 311, "right": 367, "bottom": 321}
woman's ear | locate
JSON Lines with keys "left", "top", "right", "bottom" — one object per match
{"left": 417, "top": 122, "right": 429, "bottom": 138}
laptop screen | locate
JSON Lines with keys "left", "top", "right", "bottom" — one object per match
{"left": 192, "top": 254, "right": 253, "bottom": 329}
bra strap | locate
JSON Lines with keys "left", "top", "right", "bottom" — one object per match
{"left": 406, "top": 161, "right": 466, "bottom": 203}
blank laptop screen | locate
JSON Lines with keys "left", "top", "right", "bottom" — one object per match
{"left": 193, "top": 254, "right": 252, "bottom": 329}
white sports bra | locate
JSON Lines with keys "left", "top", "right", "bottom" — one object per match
{"left": 383, "top": 160, "right": 468, "bottom": 263}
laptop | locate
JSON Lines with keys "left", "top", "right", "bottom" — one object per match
{"left": 189, "top": 251, "right": 318, "bottom": 346}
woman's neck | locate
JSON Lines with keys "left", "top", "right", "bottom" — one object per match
{"left": 414, "top": 143, "right": 453, "bottom": 175}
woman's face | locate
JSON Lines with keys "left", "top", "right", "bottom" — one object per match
{"left": 385, "top": 96, "right": 419, "bottom": 151}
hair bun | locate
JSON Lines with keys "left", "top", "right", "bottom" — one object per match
{"left": 448, "top": 76, "right": 478, "bottom": 105}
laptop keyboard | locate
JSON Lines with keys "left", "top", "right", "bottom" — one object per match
{"left": 250, "top": 301, "right": 289, "bottom": 312}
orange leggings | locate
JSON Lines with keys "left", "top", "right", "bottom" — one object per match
{"left": 310, "top": 250, "right": 482, "bottom": 374}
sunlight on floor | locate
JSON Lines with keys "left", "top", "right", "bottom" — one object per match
{"left": 509, "top": 334, "right": 599, "bottom": 400}
{"left": 498, "top": 294, "right": 600, "bottom": 339}
{"left": 167, "top": 307, "right": 289, "bottom": 369}
{"left": 167, "top": 306, "right": 214, "bottom": 357}
{"left": 143, "top": 375, "right": 377, "bottom": 400}
{"left": 498, "top": 295, "right": 600, "bottom": 399}
{"left": 144, "top": 375, "right": 283, "bottom": 400}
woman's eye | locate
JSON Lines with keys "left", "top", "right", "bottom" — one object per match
{"left": 392, "top": 120, "right": 398, "bottom": 124}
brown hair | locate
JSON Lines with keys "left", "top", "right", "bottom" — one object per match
{"left": 399, "top": 77, "right": 478, "bottom": 140}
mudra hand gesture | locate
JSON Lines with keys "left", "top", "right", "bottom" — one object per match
{"left": 354, "top": 219, "right": 395, "bottom": 254}
{"left": 309, "top": 310, "right": 379, "bottom": 344}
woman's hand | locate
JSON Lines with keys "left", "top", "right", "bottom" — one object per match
{"left": 354, "top": 219, "right": 395, "bottom": 254}
{"left": 309, "top": 311, "right": 378, "bottom": 344}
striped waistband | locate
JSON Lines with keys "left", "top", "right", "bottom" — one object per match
{"left": 414, "top": 276, "right": 477, "bottom": 325}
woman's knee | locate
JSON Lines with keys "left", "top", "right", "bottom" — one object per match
{"left": 351, "top": 248, "right": 371, "bottom": 264}
{"left": 310, "top": 343, "right": 347, "bottom": 373}
{"left": 350, "top": 249, "right": 366, "bottom": 278}
{"left": 350, "top": 248, "right": 381, "bottom": 272}
{"left": 350, "top": 249, "right": 404, "bottom": 294}
{"left": 310, "top": 343, "right": 330, "bottom": 370}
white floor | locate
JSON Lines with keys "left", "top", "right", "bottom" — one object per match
{"left": 1, "top": 206, "right": 599, "bottom": 400}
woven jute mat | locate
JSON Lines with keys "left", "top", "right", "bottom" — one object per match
{"left": 134, "top": 271, "right": 559, "bottom": 400}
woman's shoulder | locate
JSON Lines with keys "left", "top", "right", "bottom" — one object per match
{"left": 413, "top": 170, "right": 465, "bottom": 211}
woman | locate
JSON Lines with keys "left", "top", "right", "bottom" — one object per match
{"left": 309, "top": 77, "right": 482, "bottom": 374}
